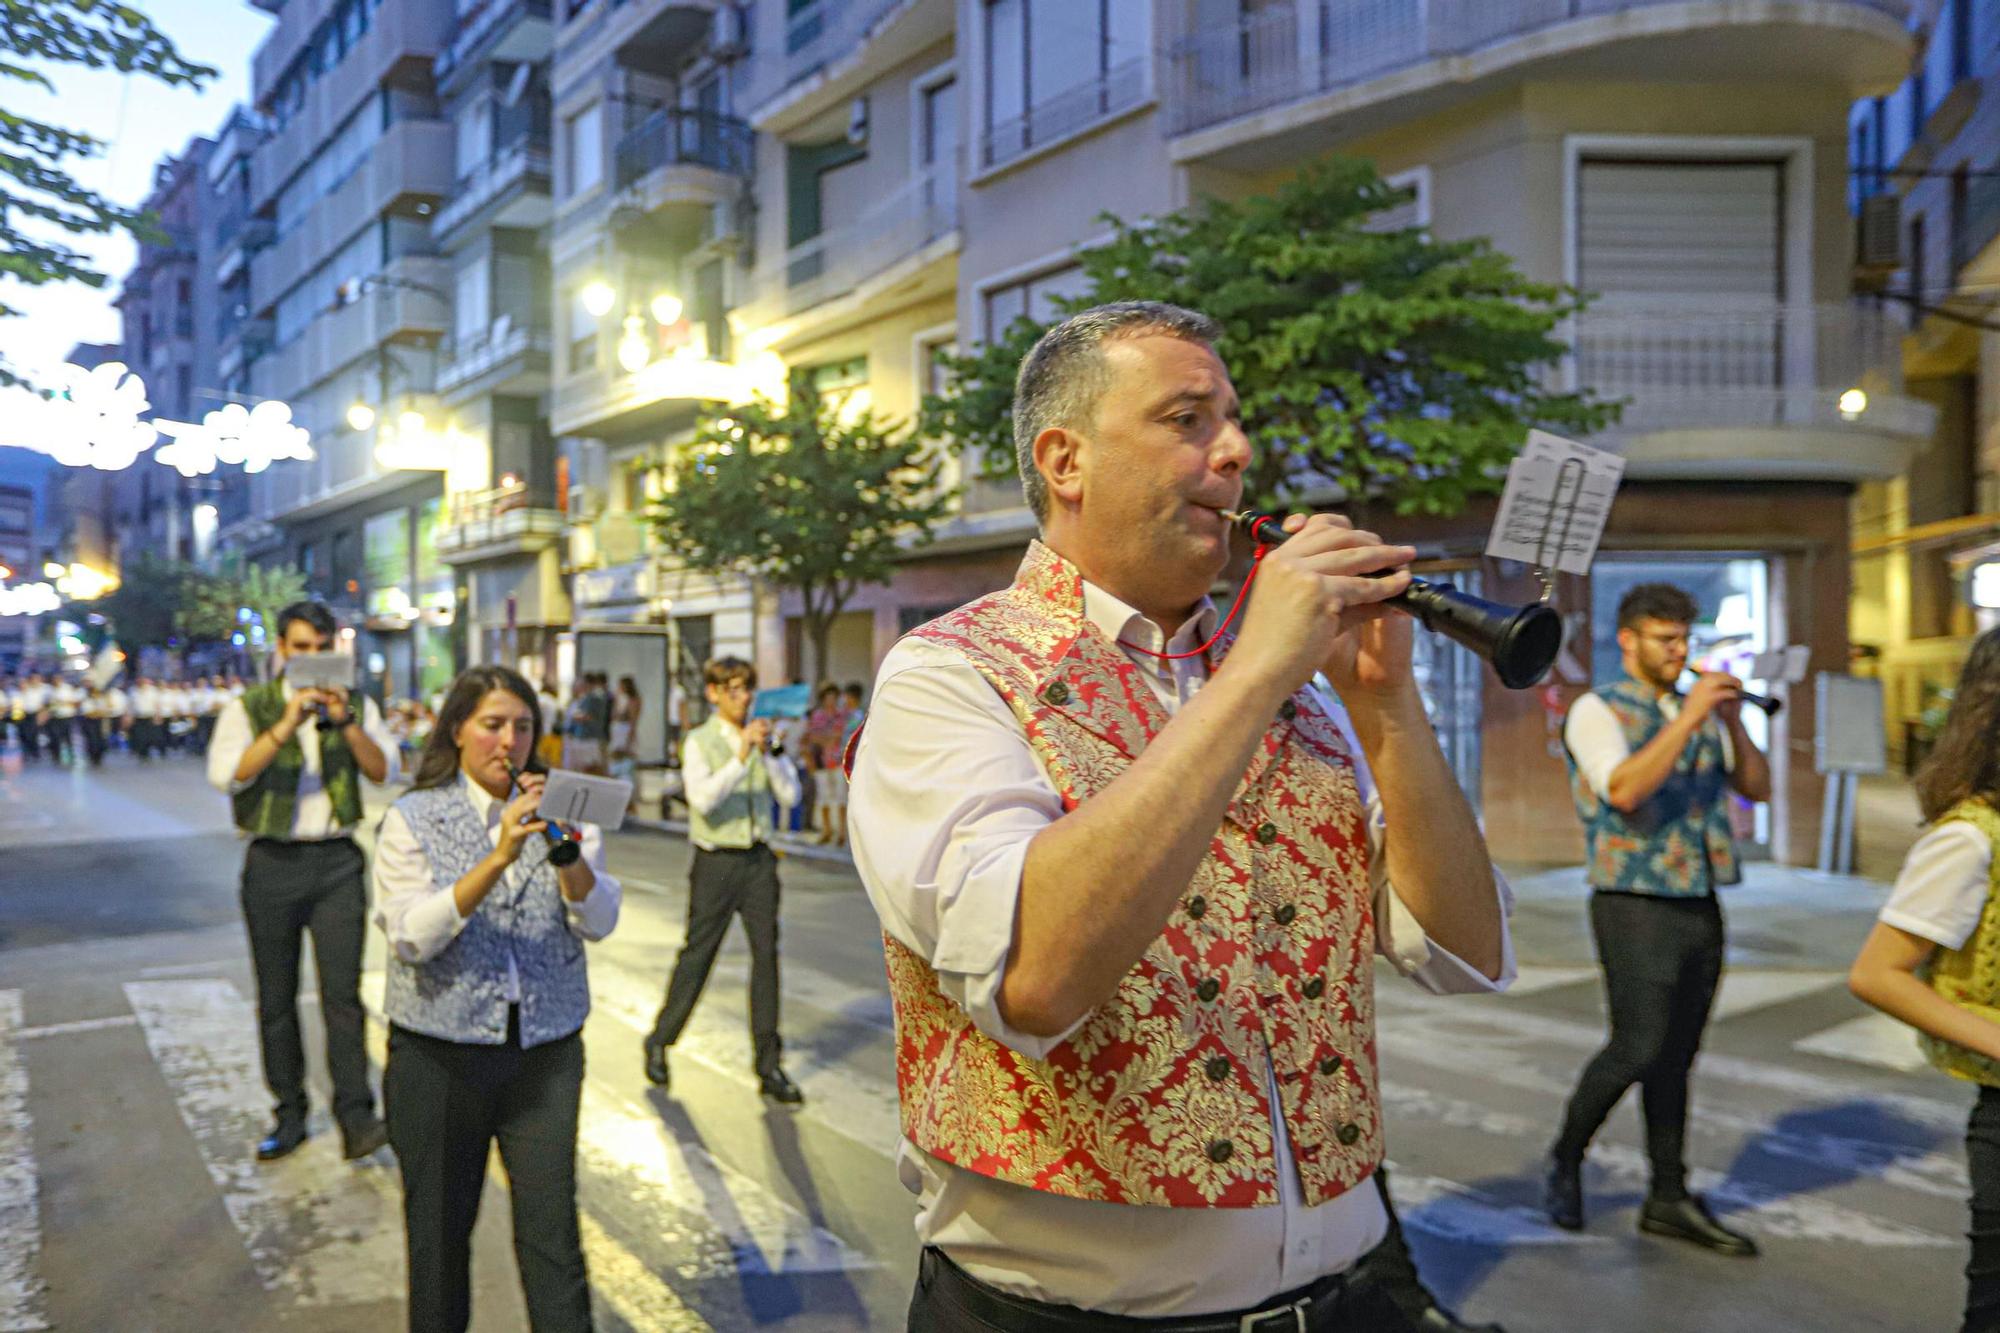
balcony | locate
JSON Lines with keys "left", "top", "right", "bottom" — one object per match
{"left": 981, "top": 59, "right": 1147, "bottom": 171}
{"left": 1952, "top": 173, "right": 2000, "bottom": 286}
{"left": 1165, "top": 0, "right": 1913, "bottom": 165}
{"left": 217, "top": 314, "right": 276, "bottom": 381}
{"left": 551, "top": 322, "right": 756, "bottom": 437}
{"left": 250, "top": 256, "right": 450, "bottom": 402}
{"left": 1570, "top": 301, "right": 1935, "bottom": 482}
{"left": 434, "top": 481, "right": 566, "bottom": 565}
{"left": 748, "top": 0, "right": 953, "bottom": 135}
{"left": 432, "top": 125, "right": 553, "bottom": 246}
{"left": 743, "top": 158, "right": 958, "bottom": 326}
{"left": 435, "top": 0, "right": 554, "bottom": 89}
{"left": 612, "top": 107, "right": 752, "bottom": 243}
{"left": 437, "top": 315, "right": 555, "bottom": 402}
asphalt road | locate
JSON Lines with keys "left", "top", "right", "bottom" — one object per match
{"left": 0, "top": 752, "right": 1974, "bottom": 1331}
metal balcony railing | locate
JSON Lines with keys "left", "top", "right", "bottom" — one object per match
{"left": 613, "top": 107, "right": 754, "bottom": 191}
{"left": 438, "top": 318, "right": 553, "bottom": 394}
{"left": 754, "top": 157, "right": 958, "bottom": 317}
{"left": 981, "top": 58, "right": 1147, "bottom": 169}
{"left": 1569, "top": 300, "right": 1934, "bottom": 438}
{"left": 436, "top": 0, "right": 553, "bottom": 82}
{"left": 432, "top": 122, "right": 552, "bottom": 240}
{"left": 1167, "top": 0, "right": 1912, "bottom": 136}
{"left": 443, "top": 480, "right": 558, "bottom": 528}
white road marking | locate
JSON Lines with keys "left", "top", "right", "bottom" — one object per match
{"left": 0, "top": 992, "right": 48, "bottom": 1332}
{"left": 1382, "top": 1165, "right": 1602, "bottom": 1245}
{"left": 138, "top": 961, "right": 234, "bottom": 979}
{"left": 1794, "top": 1012, "right": 1931, "bottom": 1074}
{"left": 1710, "top": 971, "right": 1845, "bottom": 1021}
{"left": 579, "top": 1211, "right": 713, "bottom": 1332}
{"left": 14, "top": 1015, "right": 138, "bottom": 1041}
{"left": 1501, "top": 965, "right": 1599, "bottom": 996}
{"left": 123, "top": 980, "right": 406, "bottom": 1307}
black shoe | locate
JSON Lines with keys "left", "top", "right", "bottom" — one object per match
{"left": 1417, "top": 1307, "right": 1508, "bottom": 1333}
{"left": 255, "top": 1121, "right": 308, "bottom": 1161}
{"left": 1638, "top": 1195, "right": 1758, "bottom": 1257}
{"left": 340, "top": 1116, "right": 388, "bottom": 1160}
{"left": 1543, "top": 1154, "right": 1582, "bottom": 1231}
{"left": 644, "top": 1038, "right": 670, "bottom": 1089}
{"left": 758, "top": 1068, "right": 804, "bottom": 1105}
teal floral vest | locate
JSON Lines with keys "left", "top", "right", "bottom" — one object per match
{"left": 1566, "top": 678, "right": 1740, "bottom": 897}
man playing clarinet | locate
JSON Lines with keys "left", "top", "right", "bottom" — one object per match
{"left": 849, "top": 302, "right": 1513, "bottom": 1331}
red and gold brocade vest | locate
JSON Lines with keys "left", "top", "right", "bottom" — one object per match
{"left": 881, "top": 541, "right": 1383, "bottom": 1209}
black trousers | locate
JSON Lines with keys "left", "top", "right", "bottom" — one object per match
{"left": 385, "top": 1019, "right": 590, "bottom": 1333}
{"left": 132, "top": 718, "right": 159, "bottom": 757}
{"left": 79, "top": 717, "right": 106, "bottom": 766}
{"left": 650, "top": 844, "right": 783, "bottom": 1074}
{"left": 1964, "top": 1085, "right": 2000, "bottom": 1333}
{"left": 1552, "top": 890, "right": 1724, "bottom": 1197}
{"left": 239, "top": 836, "right": 375, "bottom": 1131}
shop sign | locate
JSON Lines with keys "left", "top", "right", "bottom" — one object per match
{"left": 1972, "top": 560, "right": 2000, "bottom": 611}
{"left": 573, "top": 560, "right": 652, "bottom": 607}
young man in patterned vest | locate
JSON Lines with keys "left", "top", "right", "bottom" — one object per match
{"left": 644, "top": 656, "right": 805, "bottom": 1103}
{"left": 849, "top": 302, "right": 1514, "bottom": 1332}
{"left": 1547, "top": 582, "right": 1771, "bottom": 1253}
{"left": 206, "top": 601, "right": 398, "bottom": 1162}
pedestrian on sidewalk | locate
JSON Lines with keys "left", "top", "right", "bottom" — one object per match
{"left": 643, "top": 656, "right": 806, "bottom": 1105}
{"left": 205, "top": 602, "right": 397, "bottom": 1164}
{"left": 373, "top": 666, "right": 621, "bottom": 1333}
{"left": 849, "top": 302, "right": 1512, "bottom": 1332}
{"left": 1850, "top": 626, "right": 2000, "bottom": 1333}
{"left": 1545, "top": 582, "right": 1771, "bottom": 1254}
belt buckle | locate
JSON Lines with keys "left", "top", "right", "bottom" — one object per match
{"left": 1238, "top": 1299, "right": 1309, "bottom": 1333}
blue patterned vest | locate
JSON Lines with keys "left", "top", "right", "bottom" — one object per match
{"left": 384, "top": 781, "right": 592, "bottom": 1047}
{"left": 1566, "top": 678, "right": 1740, "bottom": 897}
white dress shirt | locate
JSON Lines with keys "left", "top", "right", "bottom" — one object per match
{"left": 1879, "top": 820, "right": 1995, "bottom": 950}
{"left": 849, "top": 579, "right": 1516, "bottom": 1317}
{"left": 48, "top": 682, "right": 80, "bottom": 718}
{"left": 1564, "top": 689, "right": 1736, "bottom": 801}
{"left": 205, "top": 683, "right": 401, "bottom": 840}
{"left": 681, "top": 716, "right": 801, "bottom": 851}
{"left": 372, "top": 774, "right": 622, "bottom": 999}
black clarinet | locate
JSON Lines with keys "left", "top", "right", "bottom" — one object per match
{"left": 502, "top": 758, "right": 582, "bottom": 866}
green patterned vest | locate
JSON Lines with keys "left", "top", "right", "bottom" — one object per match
{"left": 231, "top": 681, "right": 363, "bottom": 838}
{"left": 1566, "top": 677, "right": 1740, "bottom": 896}
{"left": 685, "top": 715, "right": 772, "bottom": 849}
{"left": 1919, "top": 800, "right": 2000, "bottom": 1087}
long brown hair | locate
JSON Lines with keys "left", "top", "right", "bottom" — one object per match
{"left": 410, "top": 666, "right": 543, "bottom": 791}
{"left": 1915, "top": 627, "right": 2000, "bottom": 823}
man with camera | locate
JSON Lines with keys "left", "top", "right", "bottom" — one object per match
{"left": 206, "top": 601, "right": 399, "bottom": 1162}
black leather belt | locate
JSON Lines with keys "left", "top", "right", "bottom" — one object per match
{"left": 917, "top": 1248, "right": 1356, "bottom": 1332}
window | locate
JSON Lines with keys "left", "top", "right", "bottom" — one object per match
{"left": 454, "top": 259, "right": 490, "bottom": 348}
{"left": 982, "top": 0, "right": 1146, "bottom": 167}
{"left": 567, "top": 285, "right": 598, "bottom": 372}
{"left": 982, "top": 264, "right": 1085, "bottom": 341}
{"left": 794, "top": 355, "right": 868, "bottom": 399}
{"left": 456, "top": 98, "right": 493, "bottom": 180}
{"left": 565, "top": 103, "right": 603, "bottom": 198}
{"left": 1364, "top": 167, "right": 1430, "bottom": 233}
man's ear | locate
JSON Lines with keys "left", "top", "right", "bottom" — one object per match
{"left": 1615, "top": 625, "right": 1635, "bottom": 658}
{"left": 1033, "top": 425, "right": 1084, "bottom": 510}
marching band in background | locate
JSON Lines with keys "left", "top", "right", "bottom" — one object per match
{"left": 2, "top": 668, "right": 247, "bottom": 765}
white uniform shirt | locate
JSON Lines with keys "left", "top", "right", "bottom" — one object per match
{"left": 372, "top": 774, "right": 622, "bottom": 1000}
{"left": 205, "top": 684, "right": 401, "bottom": 840}
{"left": 1564, "top": 689, "right": 1737, "bottom": 800}
{"left": 18, "top": 683, "right": 48, "bottom": 714}
{"left": 130, "top": 685, "right": 159, "bottom": 719}
{"left": 102, "top": 687, "right": 129, "bottom": 719}
{"left": 49, "top": 682, "right": 81, "bottom": 718}
{"left": 1879, "top": 820, "right": 1995, "bottom": 950}
{"left": 849, "top": 579, "right": 1516, "bottom": 1317}
{"left": 681, "top": 716, "right": 802, "bottom": 850}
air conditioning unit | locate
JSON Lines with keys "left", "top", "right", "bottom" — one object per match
{"left": 1856, "top": 193, "right": 1903, "bottom": 274}
{"left": 710, "top": 3, "right": 751, "bottom": 60}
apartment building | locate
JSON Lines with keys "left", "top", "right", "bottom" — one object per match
{"left": 427, "top": 0, "right": 569, "bottom": 679}
{"left": 1847, "top": 0, "right": 2000, "bottom": 763}
{"left": 239, "top": 0, "right": 460, "bottom": 702}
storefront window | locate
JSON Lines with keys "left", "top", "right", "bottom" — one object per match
{"left": 1408, "top": 568, "right": 1484, "bottom": 815}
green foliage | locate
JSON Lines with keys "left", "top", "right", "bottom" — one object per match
{"left": 920, "top": 157, "right": 1620, "bottom": 517}
{"left": 178, "top": 556, "right": 306, "bottom": 645}
{"left": 647, "top": 388, "right": 957, "bottom": 681}
{"left": 0, "top": 2, "right": 215, "bottom": 386}
{"left": 90, "top": 551, "right": 180, "bottom": 650}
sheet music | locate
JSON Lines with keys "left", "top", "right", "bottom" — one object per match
{"left": 537, "top": 769, "right": 634, "bottom": 832}
{"left": 1749, "top": 646, "right": 1812, "bottom": 685}
{"left": 1484, "top": 430, "right": 1625, "bottom": 575}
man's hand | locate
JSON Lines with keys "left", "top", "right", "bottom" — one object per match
{"left": 1230, "top": 513, "right": 1414, "bottom": 696}
{"left": 739, "top": 717, "right": 774, "bottom": 760}
{"left": 1683, "top": 672, "right": 1742, "bottom": 726}
{"left": 277, "top": 687, "right": 323, "bottom": 738}
{"left": 319, "top": 685, "right": 353, "bottom": 728}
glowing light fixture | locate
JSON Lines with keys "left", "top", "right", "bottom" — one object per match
{"left": 581, "top": 280, "right": 617, "bottom": 318}
{"left": 1838, "top": 387, "right": 1868, "bottom": 420}
{"left": 650, "top": 293, "right": 684, "bottom": 326}
{"left": 347, "top": 399, "right": 377, "bottom": 431}
{"left": 618, "top": 316, "right": 651, "bottom": 374}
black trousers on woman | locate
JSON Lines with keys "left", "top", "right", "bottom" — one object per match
{"left": 1963, "top": 1085, "right": 2000, "bottom": 1333}
{"left": 1551, "top": 890, "right": 1724, "bottom": 1199}
{"left": 385, "top": 1015, "right": 590, "bottom": 1333}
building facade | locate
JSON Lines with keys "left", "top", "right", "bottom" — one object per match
{"left": 1848, "top": 0, "right": 2000, "bottom": 765}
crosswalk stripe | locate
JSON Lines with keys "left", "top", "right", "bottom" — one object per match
{"left": 123, "top": 980, "right": 406, "bottom": 1307}
{"left": 0, "top": 992, "right": 48, "bottom": 1333}
{"left": 578, "top": 1211, "right": 712, "bottom": 1333}
{"left": 1710, "top": 971, "right": 1846, "bottom": 1021}
{"left": 1793, "top": 1012, "right": 1931, "bottom": 1074}
{"left": 14, "top": 1015, "right": 138, "bottom": 1041}
{"left": 1381, "top": 1164, "right": 1603, "bottom": 1246}
{"left": 1502, "top": 966, "right": 1599, "bottom": 996}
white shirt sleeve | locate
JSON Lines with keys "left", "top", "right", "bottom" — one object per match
{"left": 681, "top": 732, "right": 746, "bottom": 816}
{"left": 1879, "top": 821, "right": 1995, "bottom": 951}
{"left": 848, "top": 641, "right": 1078, "bottom": 1060}
{"left": 1563, "top": 693, "right": 1628, "bottom": 802}
{"left": 563, "top": 822, "right": 623, "bottom": 941}
{"left": 359, "top": 696, "right": 402, "bottom": 786}
{"left": 372, "top": 805, "right": 470, "bottom": 963}
{"left": 1318, "top": 691, "right": 1516, "bottom": 996}
{"left": 759, "top": 751, "right": 803, "bottom": 810}
{"left": 205, "top": 698, "right": 255, "bottom": 795}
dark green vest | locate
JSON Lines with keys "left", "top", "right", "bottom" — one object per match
{"left": 231, "top": 681, "right": 363, "bottom": 838}
{"left": 1565, "top": 678, "right": 1740, "bottom": 896}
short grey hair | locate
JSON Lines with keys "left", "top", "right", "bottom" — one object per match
{"left": 1012, "top": 300, "right": 1223, "bottom": 523}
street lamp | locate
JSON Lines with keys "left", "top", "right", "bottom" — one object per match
{"left": 618, "top": 316, "right": 651, "bottom": 374}
{"left": 1838, "top": 387, "right": 1868, "bottom": 421}
{"left": 650, "top": 293, "right": 684, "bottom": 325}
{"left": 346, "top": 399, "right": 377, "bottom": 432}
{"left": 581, "top": 280, "right": 617, "bottom": 318}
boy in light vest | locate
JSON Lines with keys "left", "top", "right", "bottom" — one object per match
{"left": 643, "top": 656, "right": 805, "bottom": 1104}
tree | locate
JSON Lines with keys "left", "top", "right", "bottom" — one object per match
{"left": 921, "top": 157, "right": 1620, "bottom": 518}
{"left": 647, "top": 388, "right": 957, "bottom": 683}
{"left": 0, "top": 2, "right": 216, "bottom": 387}
{"left": 91, "top": 552, "right": 181, "bottom": 651}
{"left": 178, "top": 557, "right": 307, "bottom": 646}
